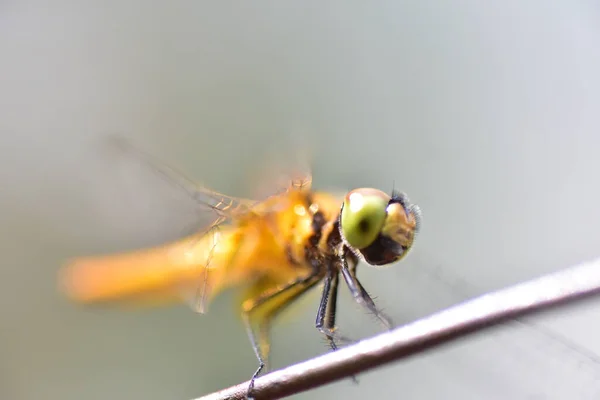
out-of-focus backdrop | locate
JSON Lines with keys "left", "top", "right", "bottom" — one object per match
{"left": 2, "top": 2, "right": 600, "bottom": 400}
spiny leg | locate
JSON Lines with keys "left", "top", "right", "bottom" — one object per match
{"left": 242, "top": 271, "right": 323, "bottom": 399}
{"left": 340, "top": 253, "right": 394, "bottom": 330}
{"left": 257, "top": 277, "right": 324, "bottom": 372}
{"left": 315, "top": 269, "right": 352, "bottom": 349}
{"left": 315, "top": 269, "right": 360, "bottom": 384}
{"left": 350, "top": 260, "right": 393, "bottom": 329}
{"left": 324, "top": 270, "right": 340, "bottom": 350}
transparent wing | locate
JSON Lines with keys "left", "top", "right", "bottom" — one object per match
{"left": 108, "top": 136, "right": 257, "bottom": 220}
{"left": 86, "top": 136, "right": 314, "bottom": 314}
{"left": 173, "top": 215, "right": 231, "bottom": 314}
{"left": 242, "top": 130, "right": 314, "bottom": 201}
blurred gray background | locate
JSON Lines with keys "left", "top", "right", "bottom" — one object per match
{"left": 1, "top": 2, "right": 600, "bottom": 399}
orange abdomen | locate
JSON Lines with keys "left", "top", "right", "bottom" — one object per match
{"left": 59, "top": 227, "right": 247, "bottom": 307}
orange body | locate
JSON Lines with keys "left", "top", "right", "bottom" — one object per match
{"left": 60, "top": 138, "right": 425, "bottom": 399}
{"left": 60, "top": 189, "right": 343, "bottom": 311}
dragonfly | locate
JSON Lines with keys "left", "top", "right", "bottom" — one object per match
{"left": 59, "top": 138, "right": 422, "bottom": 398}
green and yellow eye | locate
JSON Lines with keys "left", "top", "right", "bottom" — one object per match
{"left": 340, "top": 188, "right": 390, "bottom": 249}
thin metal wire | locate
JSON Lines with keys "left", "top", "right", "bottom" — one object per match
{"left": 195, "top": 256, "right": 600, "bottom": 400}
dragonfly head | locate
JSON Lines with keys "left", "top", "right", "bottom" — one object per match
{"left": 339, "top": 188, "right": 421, "bottom": 266}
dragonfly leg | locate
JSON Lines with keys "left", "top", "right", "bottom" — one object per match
{"left": 315, "top": 269, "right": 354, "bottom": 348}
{"left": 241, "top": 270, "right": 323, "bottom": 399}
{"left": 315, "top": 268, "right": 360, "bottom": 384}
{"left": 340, "top": 254, "right": 394, "bottom": 330}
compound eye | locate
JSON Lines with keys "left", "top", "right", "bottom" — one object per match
{"left": 340, "top": 188, "right": 389, "bottom": 249}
